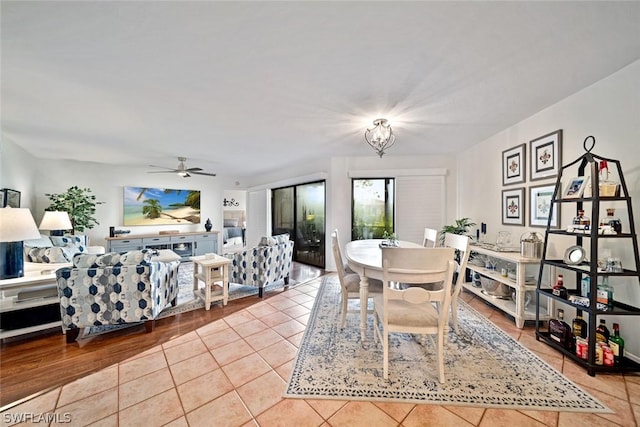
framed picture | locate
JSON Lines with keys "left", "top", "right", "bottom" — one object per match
{"left": 123, "top": 186, "right": 200, "bottom": 226}
{"left": 502, "top": 143, "right": 526, "bottom": 185}
{"left": 502, "top": 187, "right": 525, "bottom": 226}
{"left": 563, "top": 176, "right": 590, "bottom": 199}
{"left": 530, "top": 184, "right": 560, "bottom": 228}
{"left": 4, "top": 189, "right": 21, "bottom": 208}
{"left": 530, "top": 129, "right": 562, "bottom": 181}
{"left": 0, "top": 190, "right": 4, "bottom": 207}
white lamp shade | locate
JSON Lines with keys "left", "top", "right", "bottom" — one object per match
{"left": 39, "top": 211, "right": 73, "bottom": 231}
{"left": 0, "top": 207, "right": 41, "bottom": 242}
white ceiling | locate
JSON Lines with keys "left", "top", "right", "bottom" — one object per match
{"left": 2, "top": 1, "right": 640, "bottom": 178}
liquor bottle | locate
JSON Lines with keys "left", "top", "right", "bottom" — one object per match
{"left": 595, "top": 319, "right": 610, "bottom": 343}
{"left": 572, "top": 313, "right": 587, "bottom": 339}
{"left": 549, "top": 309, "right": 573, "bottom": 350}
{"left": 608, "top": 323, "right": 625, "bottom": 365}
{"left": 581, "top": 276, "right": 590, "bottom": 298}
{"left": 552, "top": 274, "right": 567, "bottom": 299}
{"left": 600, "top": 208, "right": 622, "bottom": 234}
{"left": 597, "top": 276, "right": 614, "bottom": 309}
{"left": 572, "top": 210, "right": 591, "bottom": 230}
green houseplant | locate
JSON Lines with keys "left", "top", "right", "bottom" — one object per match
{"left": 45, "top": 186, "right": 104, "bottom": 234}
{"left": 441, "top": 217, "right": 476, "bottom": 282}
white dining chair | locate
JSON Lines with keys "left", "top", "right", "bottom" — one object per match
{"left": 443, "top": 233, "right": 471, "bottom": 335}
{"left": 331, "top": 229, "right": 383, "bottom": 329}
{"left": 373, "top": 246, "right": 455, "bottom": 383}
{"left": 423, "top": 228, "right": 438, "bottom": 248}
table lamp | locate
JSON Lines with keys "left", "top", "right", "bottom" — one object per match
{"left": 39, "top": 211, "right": 72, "bottom": 236}
{"left": 0, "top": 207, "right": 41, "bottom": 279}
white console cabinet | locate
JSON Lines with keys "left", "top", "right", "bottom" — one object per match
{"left": 106, "top": 231, "right": 219, "bottom": 260}
{"left": 463, "top": 245, "right": 553, "bottom": 328}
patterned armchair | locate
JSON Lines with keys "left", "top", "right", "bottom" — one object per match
{"left": 55, "top": 249, "right": 180, "bottom": 343}
{"left": 224, "top": 235, "right": 294, "bottom": 297}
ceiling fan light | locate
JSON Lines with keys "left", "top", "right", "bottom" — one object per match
{"left": 178, "top": 171, "right": 189, "bottom": 177}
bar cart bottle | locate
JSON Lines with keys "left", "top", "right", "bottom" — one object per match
{"left": 549, "top": 309, "right": 573, "bottom": 350}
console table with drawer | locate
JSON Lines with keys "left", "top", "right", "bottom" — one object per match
{"left": 106, "top": 231, "right": 219, "bottom": 260}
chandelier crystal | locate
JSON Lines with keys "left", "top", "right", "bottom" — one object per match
{"left": 364, "top": 118, "right": 395, "bottom": 157}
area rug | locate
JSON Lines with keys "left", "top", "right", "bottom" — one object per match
{"left": 284, "top": 275, "right": 611, "bottom": 413}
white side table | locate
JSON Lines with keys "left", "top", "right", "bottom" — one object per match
{"left": 190, "top": 254, "right": 232, "bottom": 310}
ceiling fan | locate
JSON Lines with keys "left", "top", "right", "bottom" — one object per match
{"left": 148, "top": 157, "right": 216, "bottom": 178}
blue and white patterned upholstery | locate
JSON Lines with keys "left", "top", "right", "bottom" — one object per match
{"left": 224, "top": 238, "right": 294, "bottom": 292}
{"left": 55, "top": 249, "right": 180, "bottom": 332}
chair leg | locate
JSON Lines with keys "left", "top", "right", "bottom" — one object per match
{"left": 383, "top": 330, "right": 389, "bottom": 380}
{"left": 340, "top": 292, "right": 348, "bottom": 328}
{"left": 451, "top": 298, "right": 459, "bottom": 335}
{"left": 437, "top": 332, "right": 445, "bottom": 384}
{"left": 144, "top": 320, "right": 155, "bottom": 333}
{"left": 65, "top": 328, "right": 80, "bottom": 344}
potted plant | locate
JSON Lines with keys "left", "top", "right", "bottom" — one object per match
{"left": 45, "top": 186, "right": 104, "bottom": 234}
{"left": 441, "top": 217, "right": 477, "bottom": 282}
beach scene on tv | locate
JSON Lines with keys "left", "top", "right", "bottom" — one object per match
{"left": 123, "top": 187, "right": 201, "bottom": 226}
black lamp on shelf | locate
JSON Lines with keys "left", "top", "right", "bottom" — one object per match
{"left": 0, "top": 207, "right": 41, "bottom": 279}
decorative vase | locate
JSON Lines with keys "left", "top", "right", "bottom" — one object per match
{"left": 204, "top": 218, "right": 212, "bottom": 232}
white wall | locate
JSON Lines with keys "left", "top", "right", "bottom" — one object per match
{"left": 458, "top": 59, "right": 640, "bottom": 358}
{"left": 0, "top": 137, "right": 38, "bottom": 210}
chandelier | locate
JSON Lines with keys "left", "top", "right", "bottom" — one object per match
{"left": 364, "top": 118, "right": 396, "bottom": 157}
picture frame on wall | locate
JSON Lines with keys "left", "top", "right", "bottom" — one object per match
{"left": 502, "top": 187, "right": 525, "bottom": 226}
{"left": 4, "top": 189, "right": 21, "bottom": 208}
{"left": 563, "top": 176, "right": 590, "bottom": 199}
{"left": 0, "top": 190, "right": 5, "bottom": 207}
{"left": 530, "top": 184, "right": 560, "bottom": 228}
{"left": 502, "top": 143, "right": 526, "bottom": 186}
{"left": 530, "top": 129, "right": 562, "bottom": 181}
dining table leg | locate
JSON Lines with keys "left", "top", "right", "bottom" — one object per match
{"left": 359, "top": 275, "right": 369, "bottom": 343}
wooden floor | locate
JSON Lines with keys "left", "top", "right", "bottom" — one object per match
{"left": 0, "top": 262, "right": 325, "bottom": 408}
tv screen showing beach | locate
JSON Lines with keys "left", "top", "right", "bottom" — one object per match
{"left": 123, "top": 187, "right": 201, "bottom": 226}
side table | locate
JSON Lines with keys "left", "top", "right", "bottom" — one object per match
{"left": 190, "top": 254, "right": 232, "bottom": 310}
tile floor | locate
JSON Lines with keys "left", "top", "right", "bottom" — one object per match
{"left": 2, "top": 276, "right": 640, "bottom": 427}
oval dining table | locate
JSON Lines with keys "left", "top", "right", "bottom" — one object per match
{"left": 344, "top": 239, "right": 423, "bottom": 343}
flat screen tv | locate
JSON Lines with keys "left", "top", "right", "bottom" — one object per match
{"left": 123, "top": 186, "right": 200, "bottom": 226}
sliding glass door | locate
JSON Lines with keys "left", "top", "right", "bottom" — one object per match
{"left": 272, "top": 181, "right": 326, "bottom": 268}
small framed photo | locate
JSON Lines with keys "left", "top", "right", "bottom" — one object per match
{"left": 530, "top": 184, "right": 560, "bottom": 228}
{"left": 530, "top": 129, "right": 562, "bottom": 181}
{"left": 4, "top": 189, "right": 21, "bottom": 208}
{"left": 502, "top": 143, "right": 526, "bottom": 185}
{"left": 502, "top": 187, "right": 525, "bottom": 226}
{"left": 563, "top": 176, "right": 590, "bottom": 199}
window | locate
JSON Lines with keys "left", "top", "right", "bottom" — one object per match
{"left": 351, "top": 178, "right": 394, "bottom": 240}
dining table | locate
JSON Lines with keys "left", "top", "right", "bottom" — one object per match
{"left": 344, "top": 239, "right": 423, "bottom": 342}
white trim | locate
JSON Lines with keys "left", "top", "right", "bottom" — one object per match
{"left": 248, "top": 172, "right": 328, "bottom": 192}
{"left": 348, "top": 168, "right": 447, "bottom": 178}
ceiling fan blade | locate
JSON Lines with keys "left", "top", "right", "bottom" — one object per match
{"left": 191, "top": 171, "right": 217, "bottom": 177}
{"left": 147, "top": 170, "right": 178, "bottom": 174}
{"left": 185, "top": 167, "right": 203, "bottom": 172}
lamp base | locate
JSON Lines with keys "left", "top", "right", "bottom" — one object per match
{"left": 0, "top": 241, "right": 25, "bottom": 280}
{"left": 50, "top": 230, "right": 64, "bottom": 236}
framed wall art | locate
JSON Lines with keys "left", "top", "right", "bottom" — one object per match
{"left": 3, "top": 189, "right": 21, "bottom": 208}
{"left": 123, "top": 186, "right": 200, "bottom": 226}
{"left": 530, "top": 129, "right": 562, "bottom": 181}
{"left": 502, "top": 187, "right": 525, "bottom": 226}
{"left": 530, "top": 184, "right": 560, "bottom": 228}
{"left": 563, "top": 176, "right": 590, "bottom": 199}
{"left": 0, "top": 190, "right": 4, "bottom": 207}
{"left": 502, "top": 143, "right": 526, "bottom": 185}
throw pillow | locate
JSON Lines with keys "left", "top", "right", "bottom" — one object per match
{"left": 28, "top": 247, "right": 70, "bottom": 264}
{"left": 50, "top": 235, "right": 88, "bottom": 260}
{"left": 120, "top": 249, "right": 153, "bottom": 265}
{"left": 259, "top": 236, "right": 277, "bottom": 246}
{"left": 274, "top": 233, "right": 290, "bottom": 244}
{"left": 224, "top": 219, "right": 239, "bottom": 227}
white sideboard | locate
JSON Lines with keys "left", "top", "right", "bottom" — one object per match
{"left": 106, "top": 231, "right": 219, "bottom": 260}
{"left": 463, "top": 245, "right": 553, "bottom": 328}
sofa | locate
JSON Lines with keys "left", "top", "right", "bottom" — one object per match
{"left": 55, "top": 249, "right": 180, "bottom": 343}
{"left": 224, "top": 234, "right": 294, "bottom": 298}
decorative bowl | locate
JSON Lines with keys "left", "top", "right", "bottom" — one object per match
{"left": 479, "top": 276, "right": 511, "bottom": 298}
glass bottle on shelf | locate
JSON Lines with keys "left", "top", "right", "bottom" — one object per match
{"left": 598, "top": 160, "right": 620, "bottom": 197}
{"left": 572, "top": 313, "right": 587, "bottom": 339}
{"left": 599, "top": 208, "right": 622, "bottom": 234}
{"left": 572, "top": 210, "right": 591, "bottom": 231}
{"left": 552, "top": 274, "right": 567, "bottom": 299}
{"left": 608, "top": 323, "right": 625, "bottom": 365}
{"left": 549, "top": 309, "right": 573, "bottom": 350}
{"left": 597, "top": 276, "right": 614, "bottom": 309}
{"left": 595, "top": 319, "right": 610, "bottom": 343}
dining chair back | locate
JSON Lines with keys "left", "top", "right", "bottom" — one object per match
{"left": 443, "top": 233, "right": 471, "bottom": 335}
{"left": 423, "top": 228, "right": 438, "bottom": 248}
{"left": 331, "top": 229, "right": 383, "bottom": 328}
{"left": 373, "top": 247, "right": 455, "bottom": 382}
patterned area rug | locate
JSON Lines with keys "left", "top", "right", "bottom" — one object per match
{"left": 284, "top": 275, "right": 611, "bottom": 412}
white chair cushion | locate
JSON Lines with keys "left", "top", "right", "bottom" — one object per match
{"left": 373, "top": 294, "right": 439, "bottom": 328}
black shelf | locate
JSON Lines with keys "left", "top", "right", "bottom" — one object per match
{"left": 536, "top": 331, "right": 640, "bottom": 376}
{"left": 535, "top": 137, "right": 640, "bottom": 377}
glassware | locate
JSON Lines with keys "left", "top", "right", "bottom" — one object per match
{"left": 597, "top": 276, "right": 614, "bottom": 308}
{"left": 608, "top": 323, "right": 625, "bottom": 365}
{"left": 600, "top": 208, "right": 622, "bottom": 234}
{"left": 598, "top": 160, "right": 620, "bottom": 197}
